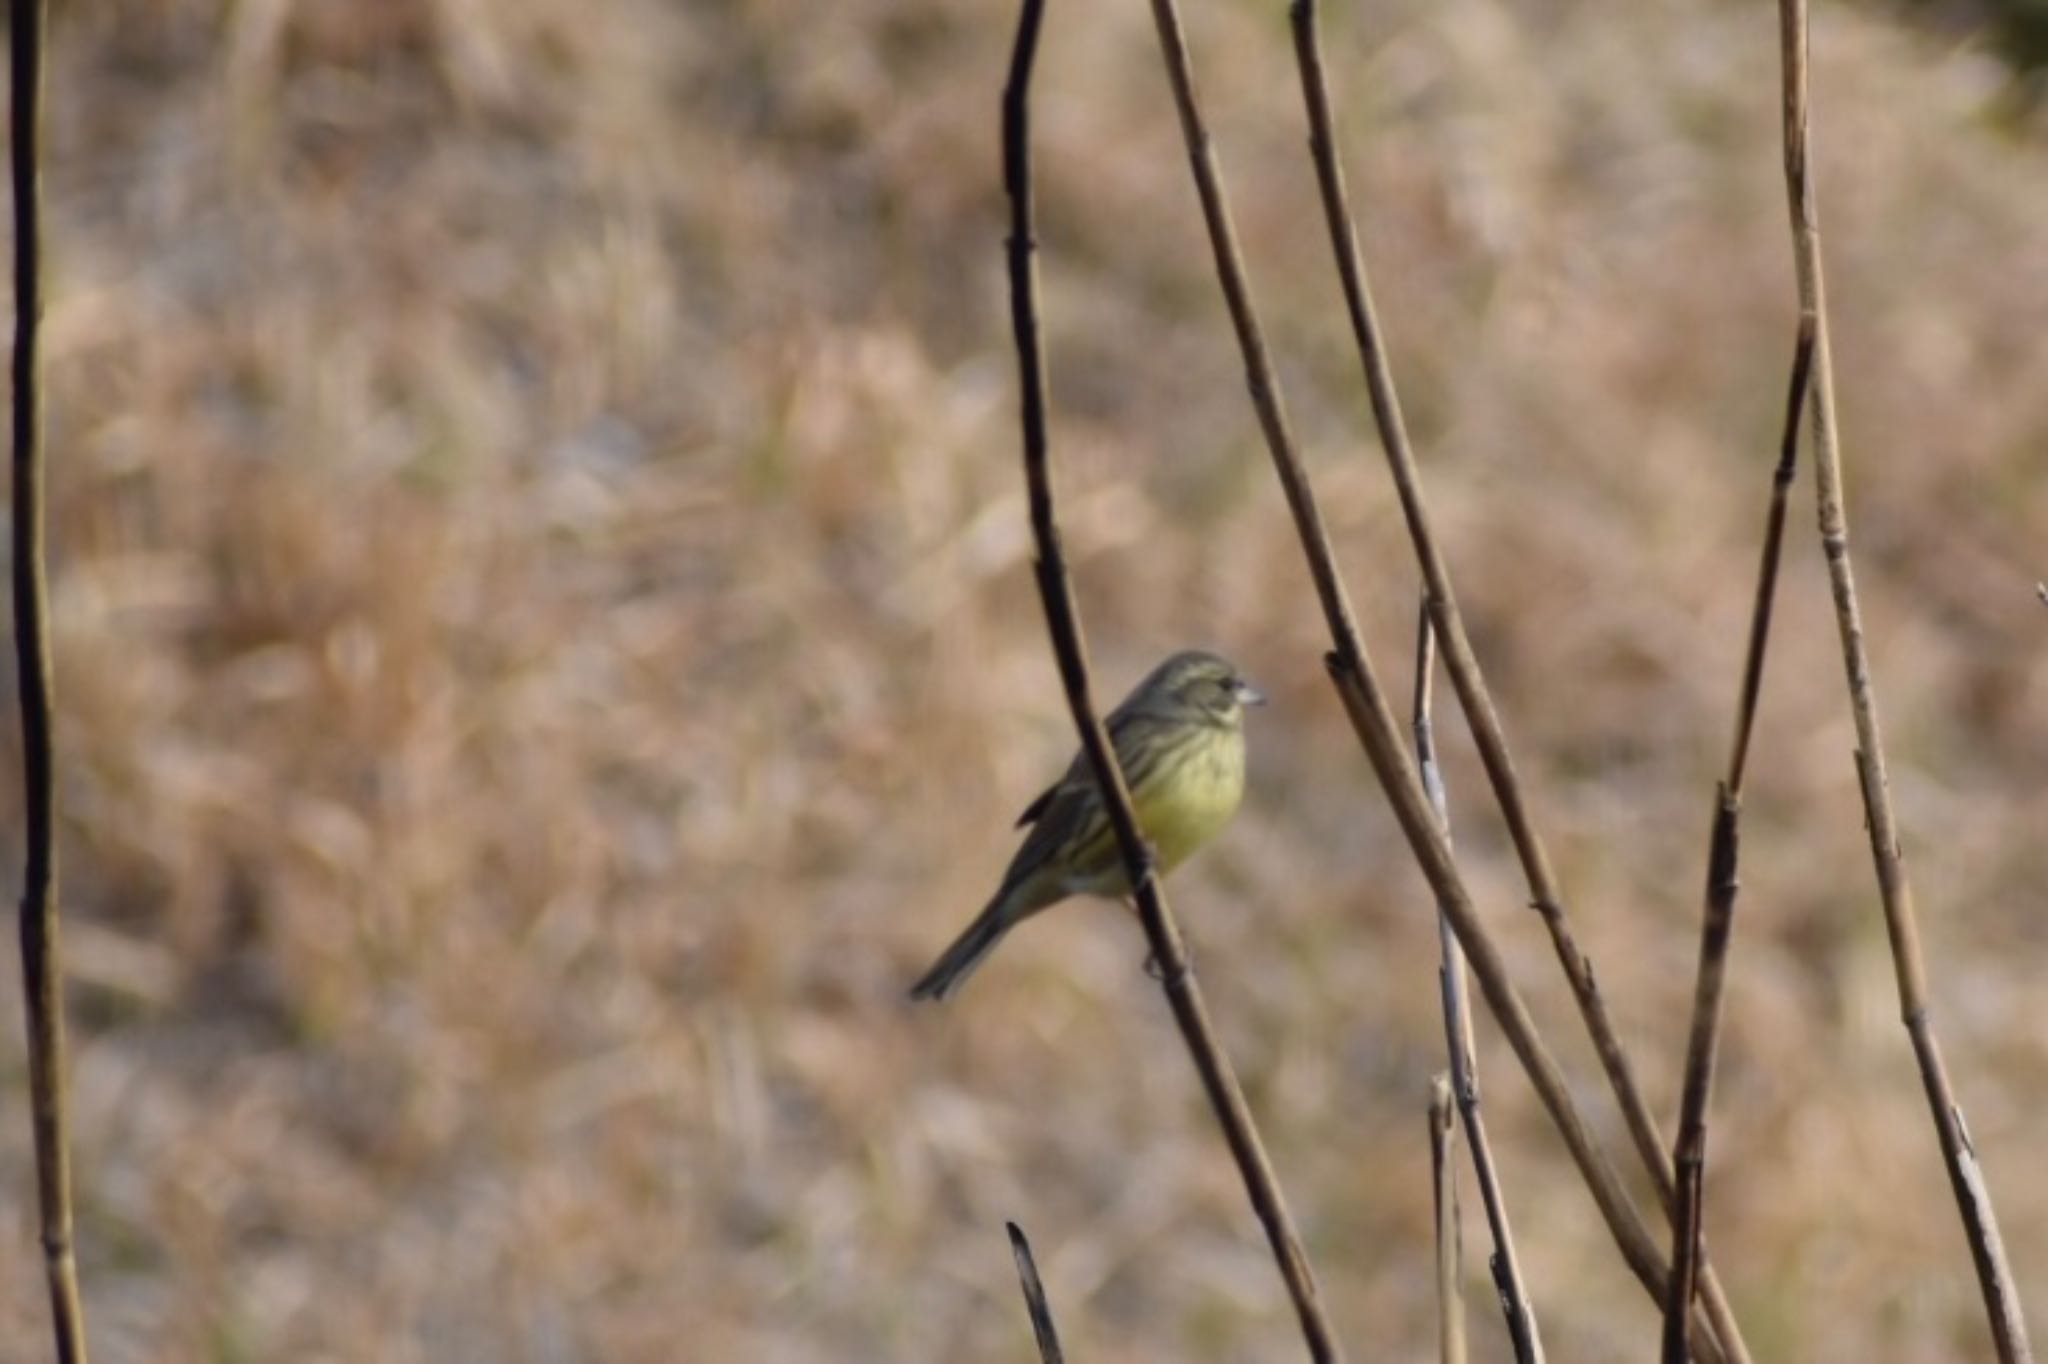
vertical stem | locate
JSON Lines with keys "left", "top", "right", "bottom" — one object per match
{"left": 1777, "top": 3, "right": 2031, "bottom": 1360}
{"left": 1428, "top": 1076, "right": 1466, "bottom": 1364}
{"left": 1282, "top": 5, "right": 1752, "bottom": 1357}
{"left": 1415, "top": 610, "right": 1544, "bottom": 1364}
{"left": 1661, "top": 319, "right": 1816, "bottom": 1362}
{"left": 1660, "top": 790, "right": 1740, "bottom": 1364}
{"left": 11, "top": 0, "right": 92, "bottom": 1358}
{"left": 1002, "top": 5, "right": 1343, "bottom": 1359}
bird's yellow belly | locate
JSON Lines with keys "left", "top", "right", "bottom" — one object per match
{"left": 1142, "top": 741, "right": 1244, "bottom": 871}
{"left": 1070, "top": 729, "right": 1244, "bottom": 897}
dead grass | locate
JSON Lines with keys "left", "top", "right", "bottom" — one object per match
{"left": 0, "top": 0, "right": 2043, "bottom": 1359}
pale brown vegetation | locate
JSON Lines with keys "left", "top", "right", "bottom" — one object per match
{"left": 0, "top": 0, "right": 2044, "bottom": 1360}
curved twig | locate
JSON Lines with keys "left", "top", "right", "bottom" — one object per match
{"left": 1001, "top": 5, "right": 1343, "bottom": 1359}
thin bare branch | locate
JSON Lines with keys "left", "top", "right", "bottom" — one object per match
{"left": 1327, "top": 658, "right": 1741, "bottom": 1358}
{"left": 1139, "top": 1, "right": 1720, "bottom": 1354}
{"left": 1661, "top": 317, "right": 1816, "bottom": 1362}
{"left": 1660, "top": 787, "right": 1741, "bottom": 1364}
{"left": 1777, "top": 3, "right": 2031, "bottom": 1359}
{"left": 1001, "top": 6, "right": 1342, "bottom": 1359}
{"left": 1007, "top": 1222, "right": 1068, "bottom": 1364}
{"left": 10, "top": 0, "right": 91, "bottom": 1357}
{"left": 1428, "top": 1076, "right": 1466, "bottom": 1364}
{"left": 1283, "top": 3, "right": 1754, "bottom": 1357}
{"left": 1726, "top": 320, "right": 1818, "bottom": 792}
{"left": 1415, "top": 610, "right": 1543, "bottom": 1364}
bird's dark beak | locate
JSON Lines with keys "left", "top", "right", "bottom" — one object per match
{"left": 1235, "top": 679, "right": 1267, "bottom": 707}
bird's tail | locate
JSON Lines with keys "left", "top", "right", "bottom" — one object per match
{"left": 908, "top": 893, "right": 1018, "bottom": 1002}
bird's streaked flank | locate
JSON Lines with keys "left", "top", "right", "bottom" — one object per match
{"left": 909, "top": 649, "right": 1264, "bottom": 1001}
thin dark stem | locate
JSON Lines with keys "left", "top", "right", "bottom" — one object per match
{"left": 1415, "top": 608, "right": 1543, "bottom": 1364}
{"left": 11, "top": 0, "right": 90, "bottom": 1359}
{"left": 1727, "top": 319, "right": 1817, "bottom": 792}
{"left": 1007, "top": 1223, "right": 1067, "bottom": 1364}
{"left": 1140, "top": 1, "right": 1720, "bottom": 1354}
{"left": 1778, "top": 3, "right": 2031, "bottom": 1360}
{"left": 1661, "top": 318, "right": 1817, "bottom": 1362}
{"left": 1281, "top": 6, "right": 1751, "bottom": 1357}
{"left": 1428, "top": 1076, "right": 1466, "bottom": 1364}
{"left": 1002, "top": 6, "right": 1342, "bottom": 1360}
{"left": 1660, "top": 789, "right": 1740, "bottom": 1364}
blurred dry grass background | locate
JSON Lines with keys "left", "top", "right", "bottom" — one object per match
{"left": 0, "top": 0, "right": 2042, "bottom": 1359}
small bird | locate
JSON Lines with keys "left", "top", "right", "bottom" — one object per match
{"left": 909, "top": 649, "right": 1265, "bottom": 1001}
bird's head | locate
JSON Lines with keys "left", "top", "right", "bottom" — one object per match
{"left": 1142, "top": 649, "right": 1266, "bottom": 728}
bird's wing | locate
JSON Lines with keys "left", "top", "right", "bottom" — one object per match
{"left": 1003, "top": 706, "right": 1173, "bottom": 884}
{"left": 1015, "top": 703, "right": 1155, "bottom": 828}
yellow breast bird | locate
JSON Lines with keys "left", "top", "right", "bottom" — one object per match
{"left": 909, "top": 649, "right": 1265, "bottom": 1001}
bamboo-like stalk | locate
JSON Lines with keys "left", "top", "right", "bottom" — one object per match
{"left": 1775, "top": 3, "right": 2032, "bottom": 1359}
{"left": 1008, "top": 1223, "right": 1068, "bottom": 1364}
{"left": 1659, "top": 320, "right": 1816, "bottom": 1363}
{"left": 1139, "top": 1, "right": 1721, "bottom": 1355}
{"left": 1282, "top": 2, "right": 1756, "bottom": 1357}
{"left": 1000, "top": 5, "right": 1343, "bottom": 1359}
{"left": 10, "top": 0, "right": 91, "bottom": 1359}
{"left": 1427, "top": 1075, "right": 1466, "bottom": 1364}
{"left": 1414, "top": 612, "right": 1543, "bottom": 1364}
